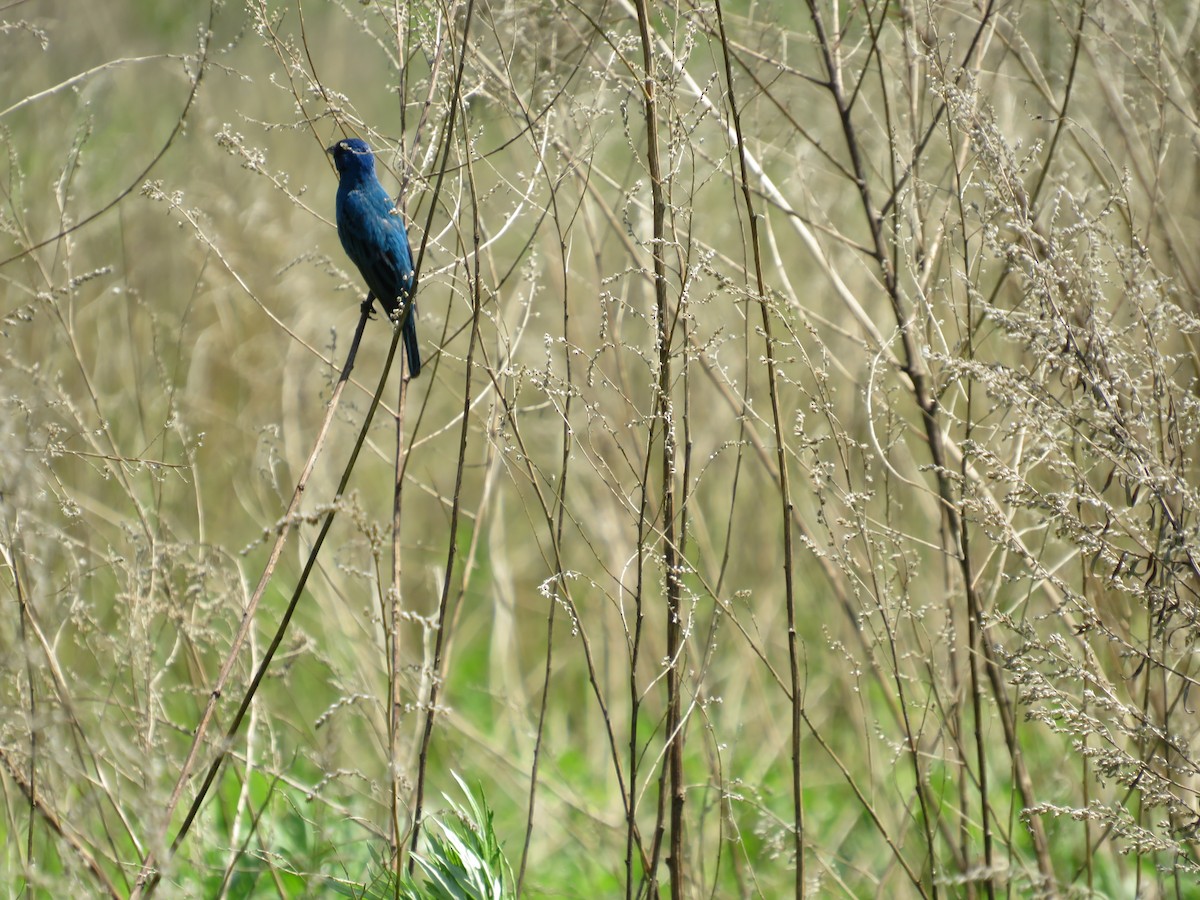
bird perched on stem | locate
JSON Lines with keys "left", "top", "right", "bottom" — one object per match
{"left": 328, "top": 137, "right": 421, "bottom": 377}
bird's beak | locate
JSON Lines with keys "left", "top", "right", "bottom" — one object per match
{"left": 325, "top": 143, "right": 338, "bottom": 155}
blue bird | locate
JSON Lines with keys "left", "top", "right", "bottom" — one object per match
{"left": 328, "top": 137, "right": 421, "bottom": 377}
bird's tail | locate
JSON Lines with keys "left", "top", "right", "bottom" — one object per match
{"left": 402, "top": 311, "right": 421, "bottom": 378}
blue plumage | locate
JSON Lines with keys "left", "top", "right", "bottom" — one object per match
{"left": 328, "top": 137, "right": 421, "bottom": 377}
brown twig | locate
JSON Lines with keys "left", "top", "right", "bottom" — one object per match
{"left": 406, "top": 0, "right": 480, "bottom": 868}
{"left": 134, "top": 305, "right": 380, "bottom": 897}
{"left": 0, "top": 746, "right": 123, "bottom": 899}
{"left": 712, "top": 0, "right": 805, "bottom": 894}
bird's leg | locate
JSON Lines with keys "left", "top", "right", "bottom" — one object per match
{"left": 361, "top": 291, "right": 379, "bottom": 319}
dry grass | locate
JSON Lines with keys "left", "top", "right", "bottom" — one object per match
{"left": 3, "top": 1, "right": 1200, "bottom": 897}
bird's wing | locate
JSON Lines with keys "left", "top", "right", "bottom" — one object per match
{"left": 339, "top": 186, "right": 418, "bottom": 311}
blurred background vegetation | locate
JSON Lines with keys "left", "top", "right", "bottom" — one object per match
{"left": 4, "top": 0, "right": 1200, "bottom": 897}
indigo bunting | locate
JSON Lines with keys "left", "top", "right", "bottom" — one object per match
{"left": 328, "top": 137, "right": 421, "bottom": 377}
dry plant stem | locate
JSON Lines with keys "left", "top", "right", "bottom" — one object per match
{"left": 552, "top": 134, "right": 863, "bottom": 644}
{"left": 940, "top": 25, "right": 1062, "bottom": 899}
{"left": 407, "top": 0, "right": 478, "bottom": 867}
{"left": 518, "top": 504, "right": 561, "bottom": 899}
{"left": 0, "top": 747, "right": 122, "bottom": 899}
{"left": 1026, "top": 0, "right": 1087, "bottom": 210}
{"left": 214, "top": 771, "right": 282, "bottom": 898}
{"left": 133, "top": 307, "right": 377, "bottom": 897}
{"left": 803, "top": 3, "right": 963, "bottom": 893}
{"left": 879, "top": 0, "right": 999, "bottom": 220}
{"left": 15, "top": 160, "right": 159, "bottom": 575}
{"left": 9, "top": 538, "right": 38, "bottom": 871}
{"left": 0, "top": 4, "right": 212, "bottom": 270}
{"left": 399, "top": 8, "right": 448, "bottom": 201}
{"left": 1, "top": 536, "right": 144, "bottom": 886}
{"left": 516, "top": 119, "right": 578, "bottom": 900}
{"left": 807, "top": 2, "right": 1059, "bottom": 892}
{"left": 5, "top": 540, "right": 46, "bottom": 890}
{"left": 448, "top": 206, "right": 654, "bottom": 878}
{"left": 595, "top": 0, "right": 896, "bottom": 522}
{"left": 799, "top": 709, "right": 928, "bottom": 895}
{"left": 386, "top": 7, "right": 421, "bottom": 851}
{"left": 474, "top": 356, "right": 654, "bottom": 880}
{"left": 629, "top": 449, "right": 652, "bottom": 891}
{"left": 389, "top": 367, "right": 411, "bottom": 865}
{"left": 961, "top": 412, "right": 994, "bottom": 899}
{"left": 404, "top": 174, "right": 477, "bottom": 867}
{"left": 711, "top": 1, "right": 804, "bottom": 894}
{"left": 513, "top": 132, "right": 660, "bottom": 895}
{"left": 945, "top": 81, "right": 995, "bottom": 900}
{"left": 457, "top": 44, "right": 590, "bottom": 900}
{"left": 163, "top": 308, "right": 406, "bottom": 884}
{"left": 549, "top": 140, "right": 945, "bottom": 880}
{"left": 630, "top": 0, "right": 685, "bottom": 895}
{"left": 445, "top": 276, "right": 655, "bottom": 882}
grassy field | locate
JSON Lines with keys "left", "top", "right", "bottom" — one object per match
{"left": 4, "top": 1, "right": 1200, "bottom": 897}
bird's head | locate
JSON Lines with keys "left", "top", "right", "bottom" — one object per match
{"left": 327, "top": 137, "right": 376, "bottom": 179}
